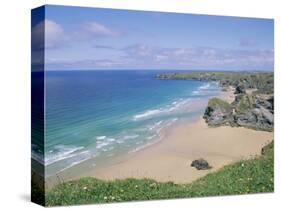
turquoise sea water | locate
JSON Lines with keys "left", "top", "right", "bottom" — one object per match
{"left": 32, "top": 70, "right": 221, "bottom": 177}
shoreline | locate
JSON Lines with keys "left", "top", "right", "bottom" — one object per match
{"left": 45, "top": 88, "right": 273, "bottom": 188}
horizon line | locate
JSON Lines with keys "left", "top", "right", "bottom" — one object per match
{"left": 41, "top": 69, "right": 274, "bottom": 72}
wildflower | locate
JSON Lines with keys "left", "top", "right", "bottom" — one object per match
{"left": 83, "top": 186, "right": 87, "bottom": 190}
{"left": 135, "top": 185, "right": 138, "bottom": 188}
{"left": 111, "top": 196, "right": 115, "bottom": 200}
{"left": 104, "top": 196, "right": 108, "bottom": 200}
{"left": 241, "top": 163, "right": 244, "bottom": 167}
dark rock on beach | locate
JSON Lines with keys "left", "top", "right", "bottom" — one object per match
{"left": 191, "top": 159, "right": 211, "bottom": 170}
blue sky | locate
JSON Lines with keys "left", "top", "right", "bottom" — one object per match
{"left": 32, "top": 5, "right": 274, "bottom": 71}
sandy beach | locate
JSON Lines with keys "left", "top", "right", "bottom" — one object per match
{"left": 88, "top": 90, "right": 273, "bottom": 184}
{"left": 89, "top": 118, "right": 273, "bottom": 184}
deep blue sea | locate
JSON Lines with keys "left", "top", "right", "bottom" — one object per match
{"left": 32, "top": 70, "right": 221, "bottom": 176}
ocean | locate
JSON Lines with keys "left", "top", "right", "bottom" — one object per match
{"left": 32, "top": 70, "right": 221, "bottom": 177}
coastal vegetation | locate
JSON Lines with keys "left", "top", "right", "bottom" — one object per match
{"left": 41, "top": 141, "right": 273, "bottom": 206}
{"left": 156, "top": 72, "right": 273, "bottom": 94}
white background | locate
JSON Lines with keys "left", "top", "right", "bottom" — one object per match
{"left": 0, "top": 0, "right": 280, "bottom": 211}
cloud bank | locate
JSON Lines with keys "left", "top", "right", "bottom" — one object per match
{"left": 46, "top": 44, "right": 274, "bottom": 70}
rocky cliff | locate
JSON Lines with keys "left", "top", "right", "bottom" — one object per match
{"left": 157, "top": 72, "right": 274, "bottom": 131}
{"left": 203, "top": 93, "right": 274, "bottom": 131}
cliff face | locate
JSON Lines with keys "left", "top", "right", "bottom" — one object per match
{"left": 203, "top": 93, "right": 274, "bottom": 132}
{"left": 157, "top": 72, "right": 274, "bottom": 131}
{"left": 233, "top": 94, "right": 274, "bottom": 131}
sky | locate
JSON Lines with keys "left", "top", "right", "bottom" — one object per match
{"left": 32, "top": 5, "right": 274, "bottom": 71}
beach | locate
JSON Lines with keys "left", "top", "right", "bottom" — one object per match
{"left": 87, "top": 90, "right": 273, "bottom": 184}
{"left": 89, "top": 118, "right": 273, "bottom": 184}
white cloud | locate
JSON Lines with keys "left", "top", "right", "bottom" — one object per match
{"left": 45, "top": 20, "right": 65, "bottom": 49}
{"left": 32, "top": 19, "right": 65, "bottom": 50}
{"left": 82, "top": 22, "right": 118, "bottom": 38}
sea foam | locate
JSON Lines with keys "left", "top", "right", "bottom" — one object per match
{"left": 133, "top": 98, "right": 191, "bottom": 121}
{"left": 45, "top": 146, "right": 85, "bottom": 166}
{"left": 191, "top": 82, "right": 214, "bottom": 96}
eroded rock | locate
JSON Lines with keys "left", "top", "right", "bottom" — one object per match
{"left": 191, "top": 159, "right": 211, "bottom": 170}
{"left": 203, "top": 98, "right": 233, "bottom": 126}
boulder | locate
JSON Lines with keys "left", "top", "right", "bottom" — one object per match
{"left": 191, "top": 159, "right": 211, "bottom": 170}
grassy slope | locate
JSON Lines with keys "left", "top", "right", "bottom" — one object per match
{"left": 45, "top": 142, "right": 274, "bottom": 206}
{"left": 208, "top": 98, "right": 232, "bottom": 111}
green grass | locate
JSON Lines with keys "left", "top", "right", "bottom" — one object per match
{"left": 44, "top": 142, "right": 274, "bottom": 206}
{"left": 233, "top": 94, "right": 255, "bottom": 114}
{"left": 208, "top": 97, "right": 232, "bottom": 111}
